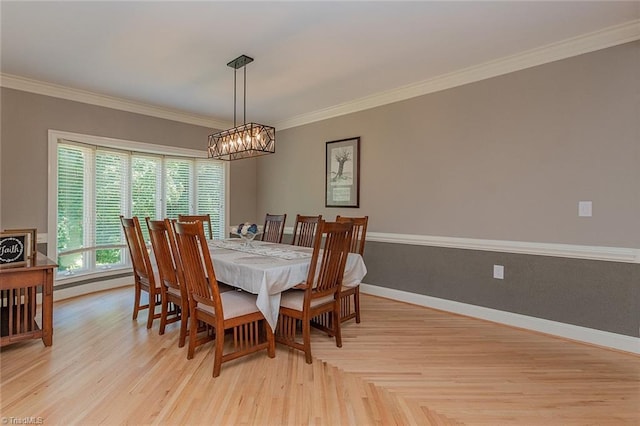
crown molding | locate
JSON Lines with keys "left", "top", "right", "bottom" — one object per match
{"left": 1, "top": 20, "right": 637, "bottom": 131}
{"left": 275, "top": 19, "right": 640, "bottom": 130}
{"left": 0, "top": 73, "right": 232, "bottom": 130}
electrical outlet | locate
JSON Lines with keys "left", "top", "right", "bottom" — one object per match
{"left": 493, "top": 264, "right": 504, "bottom": 280}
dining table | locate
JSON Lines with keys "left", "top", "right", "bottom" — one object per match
{"left": 207, "top": 238, "right": 367, "bottom": 330}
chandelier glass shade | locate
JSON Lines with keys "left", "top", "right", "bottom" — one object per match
{"left": 208, "top": 55, "right": 275, "bottom": 161}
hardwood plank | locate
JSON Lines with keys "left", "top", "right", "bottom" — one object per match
{"left": 1, "top": 286, "right": 638, "bottom": 424}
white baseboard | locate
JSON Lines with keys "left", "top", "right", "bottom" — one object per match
{"left": 53, "top": 277, "right": 133, "bottom": 302}
{"left": 360, "top": 283, "right": 640, "bottom": 355}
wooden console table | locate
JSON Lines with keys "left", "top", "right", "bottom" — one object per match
{"left": 0, "top": 253, "right": 57, "bottom": 347}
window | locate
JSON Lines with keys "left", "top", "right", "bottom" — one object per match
{"left": 51, "top": 132, "right": 226, "bottom": 282}
{"left": 165, "top": 158, "right": 193, "bottom": 219}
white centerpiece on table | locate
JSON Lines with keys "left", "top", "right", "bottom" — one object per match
{"left": 230, "top": 222, "right": 262, "bottom": 247}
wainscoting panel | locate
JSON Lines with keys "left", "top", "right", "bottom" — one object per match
{"left": 362, "top": 241, "right": 640, "bottom": 338}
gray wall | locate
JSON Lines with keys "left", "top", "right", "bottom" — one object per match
{"left": 0, "top": 88, "right": 258, "bottom": 232}
{"left": 257, "top": 42, "right": 640, "bottom": 337}
{"left": 365, "top": 242, "right": 640, "bottom": 336}
{"left": 259, "top": 41, "right": 640, "bottom": 247}
{"left": 1, "top": 42, "right": 638, "bottom": 338}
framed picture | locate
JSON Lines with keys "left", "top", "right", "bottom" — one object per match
{"left": 0, "top": 230, "right": 33, "bottom": 268}
{"left": 326, "top": 137, "right": 360, "bottom": 208}
{"left": 4, "top": 228, "right": 38, "bottom": 259}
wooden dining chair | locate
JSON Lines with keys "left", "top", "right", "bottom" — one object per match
{"left": 261, "top": 213, "right": 287, "bottom": 243}
{"left": 276, "top": 220, "right": 353, "bottom": 364}
{"left": 178, "top": 215, "right": 235, "bottom": 294}
{"left": 178, "top": 214, "right": 213, "bottom": 239}
{"left": 173, "top": 220, "right": 275, "bottom": 377}
{"left": 335, "top": 215, "right": 368, "bottom": 324}
{"left": 120, "top": 216, "right": 161, "bottom": 329}
{"left": 146, "top": 218, "right": 190, "bottom": 347}
{"left": 291, "top": 214, "right": 322, "bottom": 247}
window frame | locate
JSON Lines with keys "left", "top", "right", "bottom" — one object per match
{"left": 48, "top": 129, "right": 229, "bottom": 285}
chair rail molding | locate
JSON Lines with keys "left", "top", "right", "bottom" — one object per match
{"left": 367, "top": 232, "right": 640, "bottom": 264}
{"left": 283, "top": 227, "right": 640, "bottom": 263}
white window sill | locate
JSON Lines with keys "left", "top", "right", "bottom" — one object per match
{"left": 54, "top": 266, "right": 131, "bottom": 286}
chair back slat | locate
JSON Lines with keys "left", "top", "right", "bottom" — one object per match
{"left": 165, "top": 219, "right": 187, "bottom": 294}
{"left": 306, "top": 220, "right": 353, "bottom": 300}
{"left": 146, "top": 218, "right": 185, "bottom": 298}
{"left": 292, "top": 214, "right": 322, "bottom": 248}
{"left": 173, "top": 221, "right": 223, "bottom": 316}
{"left": 262, "top": 213, "right": 287, "bottom": 243}
{"left": 336, "top": 215, "right": 368, "bottom": 255}
{"left": 120, "top": 216, "right": 154, "bottom": 282}
{"left": 178, "top": 214, "right": 214, "bottom": 239}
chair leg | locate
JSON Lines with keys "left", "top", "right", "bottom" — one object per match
{"left": 146, "top": 291, "right": 155, "bottom": 329}
{"left": 333, "top": 306, "right": 343, "bottom": 348}
{"left": 354, "top": 286, "right": 361, "bottom": 324}
{"left": 212, "top": 325, "right": 224, "bottom": 377}
{"left": 178, "top": 307, "right": 188, "bottom": 348}
{"left": 159, "top": 293, "right": 168, "bottom": 335}
{"left": 132, "top": 283, "right": 141, "bottom": 320}
{"left": 187, "top": 309, "right": 198, "bottom": 360}
{"left": 303, "top": 319, "right": 312, "bottom": 364}
{"left": 266, "top": 321, "right": 275, "bottom": 358}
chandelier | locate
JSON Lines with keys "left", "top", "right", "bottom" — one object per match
{"left": 208, "top": 55, "right": 275, "bottom": 161}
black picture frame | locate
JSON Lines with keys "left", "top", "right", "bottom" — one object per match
{"left": 0, "top": 231, "right": 32, "bottom": 268}
{"left": 325, "top": 137, "right": 360, "bottom": 208}
{"left": 4, "top": 228, "right": 37, "bottom": 259}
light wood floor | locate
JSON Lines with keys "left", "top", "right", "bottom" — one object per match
{"left": 1, "top": 286, "right": 638, "bottom": 425}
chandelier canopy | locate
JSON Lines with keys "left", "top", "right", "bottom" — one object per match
{"left": 208, "top": 55, "right": 275, "bottom": 161}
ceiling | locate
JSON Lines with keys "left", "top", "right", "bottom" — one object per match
{"left": 1, "top": 1, "right": 638, "bottom": 130}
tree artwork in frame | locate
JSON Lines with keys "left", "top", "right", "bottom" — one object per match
{"left": 326, "top": 137, "right": 360, "bottom": 208}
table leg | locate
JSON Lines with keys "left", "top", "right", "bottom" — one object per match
{"left": 42, "top": 269, "right": 53, "bottom": 346}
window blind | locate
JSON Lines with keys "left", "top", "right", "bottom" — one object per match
{"left": 196, "top": 159, "right": 226, "bottom": 239}
{"left": 95, "top": 150, "right": 128, "bottom": 269}
{"left": 165, "top": 158, "right": 193, "bottom": 219}
{"left": 132, "top": 155, "right": 161, "bottom": 242}
{"left": 57, "top": 144, "right": 89, "bottom": 274}
{"left": 56, "top": 140, "right": 225, "bottom": 280}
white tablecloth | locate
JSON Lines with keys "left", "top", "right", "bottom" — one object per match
{"left": 207, "top": 239, "right": 367, "bottom": 330}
